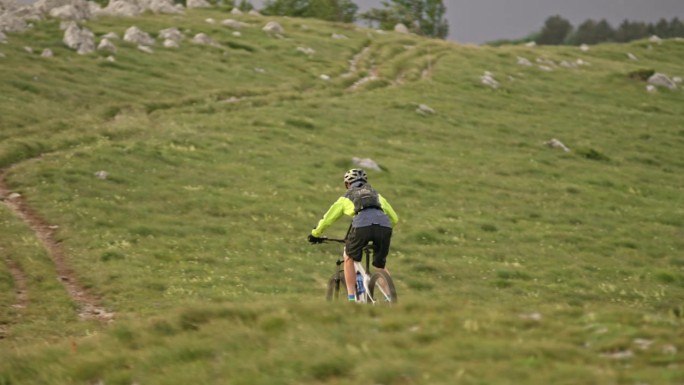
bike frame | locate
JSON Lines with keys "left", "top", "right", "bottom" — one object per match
{"left": 327, "top": 239, "right": 388, "bottom": 304}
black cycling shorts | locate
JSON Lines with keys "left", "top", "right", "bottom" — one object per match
{"left": 345, "top": 224, "right": 393, "bottom": 269}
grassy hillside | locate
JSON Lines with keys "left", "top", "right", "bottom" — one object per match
{"left": 1, "top": 8, "right": 684, "bottom": 385}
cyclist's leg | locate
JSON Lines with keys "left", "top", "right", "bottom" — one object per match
{"left": 371, "top": 225, "right": 393, "bottom": 293}
{"left": 345, "top": 226, "right": 370, "bottom": 299}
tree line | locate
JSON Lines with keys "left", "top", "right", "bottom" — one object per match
{"left": 219, "top": 0, "right": 449, "bottom": 39}
{"left": 533, "top": 15, "right": 684, "bottom": 46}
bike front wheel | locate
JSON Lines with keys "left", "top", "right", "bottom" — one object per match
{"left": 368, "top": 270, "right": 397, "bottom": 305}
{"left": 325, "top": 272, "right": 346, "bottom": 302}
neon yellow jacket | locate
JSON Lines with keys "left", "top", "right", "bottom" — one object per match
{"left": 311, "top": 194, "right": 398, "bottom": 237}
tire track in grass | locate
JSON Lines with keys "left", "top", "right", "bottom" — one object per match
{"left": 0, "top": 169, "right": 114, "bottom": 323}
{"left": 0, "top": 254, "right": 28, "bottom": 339}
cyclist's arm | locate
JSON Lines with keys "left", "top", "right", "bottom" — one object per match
{"left": 379, "top": 195, "right": 399, "bottom": 226}
{"left": 312, "top": 197, "right": 355, "bottom": 237}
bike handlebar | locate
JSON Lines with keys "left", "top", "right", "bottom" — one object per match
{"left": 322, "top": 238, "right": 345, "bottom": 244}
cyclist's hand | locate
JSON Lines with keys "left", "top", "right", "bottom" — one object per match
{"left": 308, "top": 234, "right": 326, "bottom": 244}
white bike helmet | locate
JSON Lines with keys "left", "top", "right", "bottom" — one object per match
{"left": 343, "top": 168, "right": 367, "bottom": 183}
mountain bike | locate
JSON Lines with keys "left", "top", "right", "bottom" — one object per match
{"left": 318, "top": 238, "right": 397, "bottom": 305}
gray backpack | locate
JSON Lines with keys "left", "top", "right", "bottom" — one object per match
{"left": 347, "top": 184, "right": 382, "bottom": 214}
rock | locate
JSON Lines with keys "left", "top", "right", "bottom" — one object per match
{"left": 248, "top": 9, "right": 261, "bottom": 16}
{"left": 191, "top": 33, "right": 218, "bottom": 47}
{"left": 648, "top": 73, "right": 677, "bottom": 90}
{"left": 254, "top": 67, "right": 265, "bottom": 73}
{"left": 524, "top": 41, "right": 536, "bottom": 48}
{"left": 124, "top": 26, "right": 154, "bottom": 46}
{"left": 205, "top": 17, "right": 215, "bottom": 24}
{"left": 102, "top": 31, "right": 119, "bottom": 40}
{"left": 394, "top": 23, "right": 408, "bottom": 34}
{"left": 626, "top": 52, "right": 638, "bottom": 61}
{"left": 23, "top": 45, "right": 32, "bottom": 53}
{"left": 0, "top": 31, "right": 6, "bottom": 42}
{"left": 163, "top": 38, "right": 178, "bottom": 48}
{"left": 331, "top": 33, "right": 348, "bottom": 39}
{"left": 559, "top": 60, "right": 576, "bottom": 68}
{"left": 601, "top": 350, "right": 633, "bottom": 360}
{"left": 47, "top": 0, "right": 92, "bottom": 21}
{"left": 0, "top": 11, "right": 28, "bottom": 32}
{"left": 98, "top": 0, "right": 140, "bottom": 17}
{"left": 230, "top": 7, "right": 242, "bottom": 15}
{"left": 672, "top": 76, "right": 682, "bottom": 84}
{"left": 416, "top": 104, "right": 435, "bottom": 114}
{"left": 538, "top": 65, "right": 553, "bottom": 72}
{"left": 97, "top": 37, "right": 116, "bottom": 52}
{"left": 576, "top": 59, "right": 590, "bottom": 66}
{"left": 579, "top": 44, "right": 590, "bottom": 52}
{"left": 94, "top": 170, "right": 108, "bottom": 180}
{"left": 545, "top": 138, "right": 570, "bottom": 152}
{"left": 159, "top": 27, "right": 182, "bottom": 42}
{"left": 232, "top": 31, "right": 240, "bottom": 37}
{"left": 517, "top": 56, "right": 532, "bottom": 66}
{"left": 145, "top": 0, "right": 183, "bottom": 14}
{"left": 105, "top": 55, "right": 115, "bottom": 62}
{"left": 41, "top": 47, "right": 53, "bottom": 57}
{"left": 8, "top": 192, "right": 21, "bottom": 200}
{"left": 63, "top": 22, "right": 94, "bottom": 54}
{"left": 186, "top": 0, "right": 210, "bottom": 8}
{"left": 352, "top": 157, "right": 382, "bottom": 172}
{"left": 646, "top": 84, "right": 656, "bottom": 93}
{"left": 296, "top": 46, "right": 314, "bottom": 55}
{"left": 320, "top": 74, "right": 330, "bottom": 81}
{"left": 221, "top": 19, "right": 244, "bottom": 29}
{"left": 262, "top": 21, "right": 283, "bottom": 34}
{"left": 481, "top": 71, "right": 498, "bottom": 89}
{"left": 137, "top": 44, "right": 153, "bottom": 53}
{"left": 649, "top": 35, "right": 662, "bottom": 44}
{"left": 0, "top": 52, "right": 5, "bottom": 58}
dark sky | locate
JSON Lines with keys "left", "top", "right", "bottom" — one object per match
{"left": 251, "top": 0, "right": 684, "bottom": 43}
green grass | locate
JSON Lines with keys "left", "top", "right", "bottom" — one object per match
{"left": 1, "top": 8, "right": 684, "bottom": 385}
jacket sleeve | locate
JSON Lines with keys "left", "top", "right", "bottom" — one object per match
{"left": 311, "top": 197, "right": 355, "bottom": 237}
{"left": 379, "top": 195, "right": 399, "bottom": 227}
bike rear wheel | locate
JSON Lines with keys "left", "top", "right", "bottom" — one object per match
{"left": 368, "top": 270, "right": 397, "bottom": 304}
{"left": 325, "top": 272, "right": 346, "bottom": 301}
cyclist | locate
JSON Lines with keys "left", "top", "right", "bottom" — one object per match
{"left": 308, "top": 168, "right": 398, "bottom": 301}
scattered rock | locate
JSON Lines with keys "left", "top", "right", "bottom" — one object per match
{"left": 633, "top": 338, "right": 653, "bottom": 350}
{"left": 163, "top": 38, "right": 178, "bottom": 48}
{"left": 416, "top": 104, "right": 435, "bottom": 114}
{"left": 319, "top": 74, "right": 330, "bottom": 81}
{"left": 601, "top": 350, "right": 633, "bottom": 360}
{"left": 559, "top": 60, "right": 576, "bottom": 69}
{"left": 40, "top": 47, "right": 53, "bottom": 57}
{"left": 105, "top": 55, "right": 115, "bottom": 62}
{"left": 352, "top": 157, "right": 382, "bottom": 171}
{"left": 517, "top": 56, "right": 532, "bottom": 66}
{"left": 230, "top": 7, "right": 242, "bottom": 15}
{"left": 546, "top": 138, "right": 570, "bottom": 152}
{"left": 393, "top": 23, "right": 408, "bottom": 34}
{"left": 137, "top": 44, "right": 153, "bottom": 53}
{"left": 480, "top": 71, "right": 499, "bottom": 89}
{"left": 254, "top": 67, "right": 265, "bottom": 73}
{"left": 97, "top": 37, "right": 116, "bottom": 52}
{"left": 63, "top": 22, "right": 94, "bottom": 54}
{"left": 46, "top": 0, "right": 92, "bottom": 21}
{"left": 331, "top": 33, "right": 348, "bottom": 39}
{"left": 538, "top": 65, "right": 553, "bottom": 72}
{"left": 102, "top": 31, "right": 119, "bottom": 40}
{"left": 8, "top": 192, "right": 21, "bottom": 200}
{"left": 232, "top": 31, "right": 241, "bottom": 37}
{"left": 23, "top": 45, "right": 32, "bottom": 53}
{"left": 627, "top": 52, "right": 638, "bottom": 61}
{"left": 576, "top": 59, "right": 590, "bottom": 66}
{"left": 649, "top": 35, "right": 662, "bottom": 44}
{"left": 98, "top": 0, "right": 140, "bottom": 17}
{"left": 519, "top": 312, "right": 542, "bottom": 321}
{"left": 94, "top": 170, "right": 108, "bottom": 180}
{"left": 186, "top": 0, "right": 211, "bottom": 8}
{"left": 205, "top": 17, "right": 215, "bottom": 24}
{"left": 221, "top": 19, "right": 244, "bottom": 29}
{"left": 191, "top": 33, "right": 219, "bottom": 47}
{"left": 662, "top": 344, "right": 677, "bottom": 355}
{"left": 579, "top": 44, "right": 590, "bottom": 52}
{"left": 159, "top": 27, "right": 182, "bottom": 42}
{"left": 524, "top": 41, "right": 536, "bottom": 48}
{"left": 648, "top": 73, "right": 677, "bottom": 90}
{"left": 262, "top": 21, "right": 283, "bottom": 34}
{"left": 248, "top": 9, "right": 261, "bottom": 16}
{"left": 0, "top": 31, "right": 6, "bottom": 43}
{"left": 672, "top": 76, "right": 682, "bottom": 84}
{"left": 646, "top": 84, "right": 657, "bottom": 93}
{"left": 124, "top": 26, "right": 154, "bottom": 46}
{"left": 296, "top": 46, "right": 314, "bottom": 55}
{"left": 0, "top": 52, "right": 5, "bottom": 58}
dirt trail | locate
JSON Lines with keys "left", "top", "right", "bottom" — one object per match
{"left": 0, "top": 169, "right": 113, "bottom": 322}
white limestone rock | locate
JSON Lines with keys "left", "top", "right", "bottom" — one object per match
{"left": 124, "top": 26, "right": 154, "bottom": 46}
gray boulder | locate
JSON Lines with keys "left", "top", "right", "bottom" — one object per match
{"left": 262, "top": 21, "right": 283, "bottom": 34}
{"left": 394, "top": 23, "right": 408, "bottom": 34}
{"left": 41, "top": 47, "right": 53, "bottom": 57}
{"left": 159, "top": 27, "right": 182, "bottom": 42}
{"left": 124, "top": 26, "right": 154, "bottom": 46}
{"left": 97, "top": 37, "right": 116, "bottom": 52}
{"left": 63, "top": 22, "right": 94, "bottom": 54}
{"left": 648, "top": 73, "right": 677, "bottom": 90}
{"left": 187, "top": 0, "right": 210, "bottom": 8}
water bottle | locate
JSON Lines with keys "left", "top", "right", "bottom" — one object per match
{"left": 356, "top": 272, "right": 365, "bottom": 295}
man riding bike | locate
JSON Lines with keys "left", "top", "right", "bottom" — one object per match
{"left": 308, "top": 168, "right": 398, "bottom": 301}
